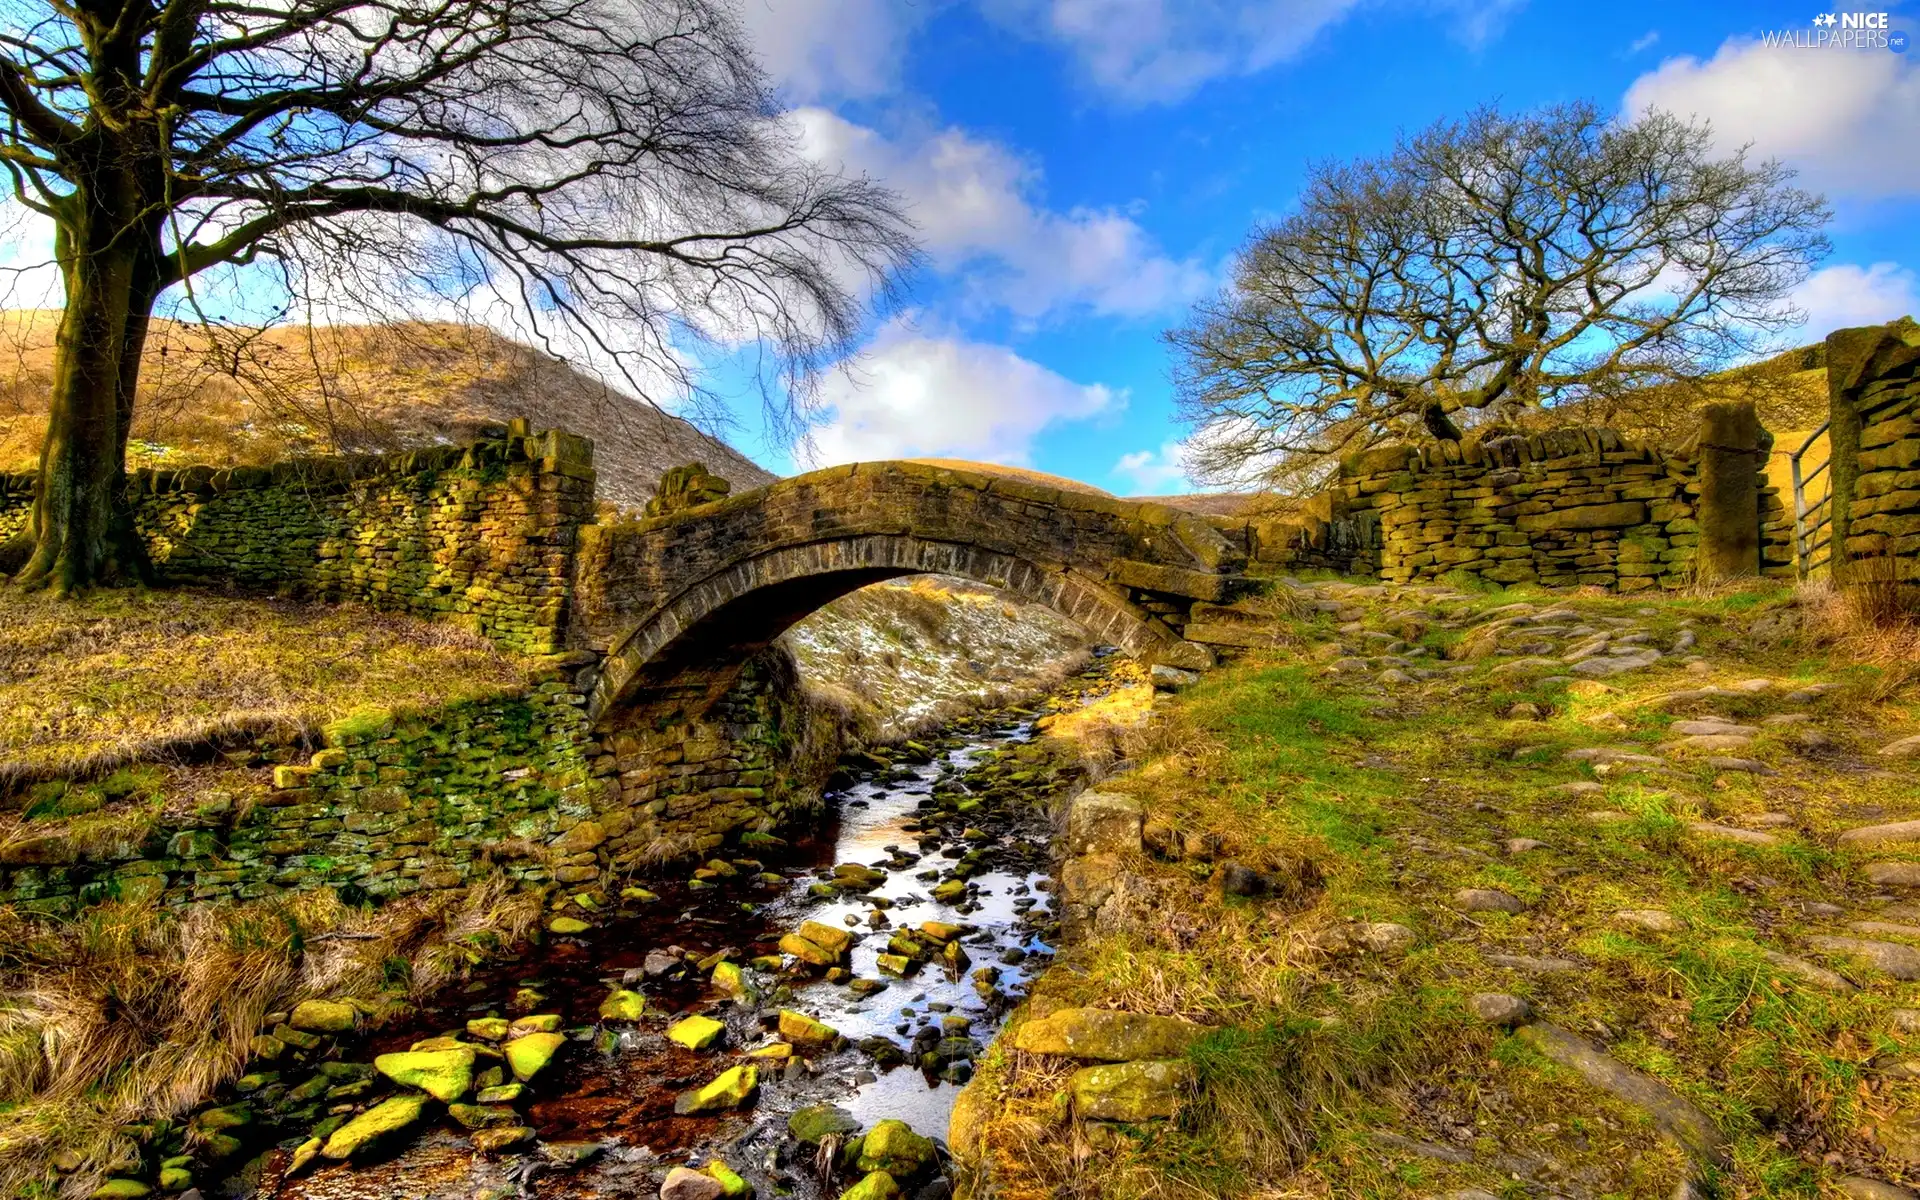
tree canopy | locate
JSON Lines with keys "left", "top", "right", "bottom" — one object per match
{"left": 1167, "top": 102, "right": 1831, "bottom": 488}
{"left": 0, "top": 0, "right": 915, "bottom": 590}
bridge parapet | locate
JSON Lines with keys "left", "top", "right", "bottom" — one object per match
{"left": 574, "top": 460, "right": 1243, "bottom": 724}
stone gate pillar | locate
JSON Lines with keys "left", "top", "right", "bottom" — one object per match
{"left": 1695, "top": 401, "right": 1766, "bottom": 581}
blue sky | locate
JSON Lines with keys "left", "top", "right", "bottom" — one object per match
{"left": 722, "top": 0, "right": 1920, "bottom": 492}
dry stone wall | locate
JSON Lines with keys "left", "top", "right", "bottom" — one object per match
{"left": 0, "top": 426, "right": 593, "bottom": 654}
{"left": 1827, "top": 319, "right": 1920, "bottom": 590}
{"left": 1233, "top": 423, "right": 1792, "bottom": 590}
{"left": 0, "top": 647, "right": 831, "bottom": 915}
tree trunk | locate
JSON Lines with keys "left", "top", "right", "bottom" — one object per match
{"left": 1422, "top": 400, "right": 1465, "bottom": 442}
{"left": 13, "top": 196, "right": 160, "bottom": 594}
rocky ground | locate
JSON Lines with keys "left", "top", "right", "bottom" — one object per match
{"left": 61, "top": 662, "right": 1149, "bottom": 1200}
{"left": 954, "top": 577, "right": 1920, "bottom": 1199}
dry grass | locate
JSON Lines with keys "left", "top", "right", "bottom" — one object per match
{"left": 0, "top": 876, "right": 541, "bottom": 1197}
{"left": 0, "top": 311, "right": 772, "bottom": 509}
{"left": 0, "top": 587, "right": 529, "bottom": 788}
{"left": 1799, "top": 576, "right": 1920, "bottom": 700}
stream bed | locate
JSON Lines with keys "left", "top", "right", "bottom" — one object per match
{"left": 260, "top": 653, "right": 1126, "bottom": 1200}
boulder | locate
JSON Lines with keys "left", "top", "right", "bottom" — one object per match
{"left": 373, "top": 1047, "right": 475, "bottom": 1102}
{"left": 321, "top": 1093, "right": 429, "bottom": 1160}
{"left": 672, "top": 1063, "right": 759, "bottom": 1114}
{"left": 1065, "top": 792, "right": 1145, "bottom": 856}
{"left": 1009, "top": 1007, "right": 1205, "bottom": 1061}
{"left": 504, "top": 1032, "right": 567, "bottom": 1081}
{"left": 1070, "top": 1059, "right": 1194, "bottom": 1121}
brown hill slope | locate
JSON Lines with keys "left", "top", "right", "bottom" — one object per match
{"left": 0, "top": 312, "right": 774, "bottom": 509}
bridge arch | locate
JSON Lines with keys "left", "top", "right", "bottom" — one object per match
{"left": 574, "top": 461, "right": 1239, "bottom": 727}
{"left": 589, "top": 534, "right": 1174, "bottom": 724}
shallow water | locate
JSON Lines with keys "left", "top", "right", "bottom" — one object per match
{"left": 266, "top": 665, "right": 1106, "bottom": 1200}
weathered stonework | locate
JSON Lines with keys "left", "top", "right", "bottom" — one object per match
{"left": 576, "top": 461, "right": 1241, "bottom": 724}
{"left": 1224, "top": 421, "right": 1790, "bottom": 590}
{"left": 1827, "top": 318, "right": 1920, "bottom": 593}
{"left": 0, "top": 425, "right": 593, "bottom": 654}
{"left": 0, "top": 646, "right": 831, "bottom": 914}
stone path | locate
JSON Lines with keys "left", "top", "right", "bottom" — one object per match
{"left": 1254, "top": 577, "right": 1920, "bottom": 1197}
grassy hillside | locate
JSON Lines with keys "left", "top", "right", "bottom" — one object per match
{"left": 0, "top": 312, "right": 773, "bottom": 510}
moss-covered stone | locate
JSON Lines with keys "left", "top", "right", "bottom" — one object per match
{"left": 289, "top": 999, "right": 357, "bottom": 1033}
{"left": 672, "top": 1063, "right": 759, "bottom": 1114}
{"left": 839, "top": 1171, "right": 900, "bottom": 1200}
{"left": 504, "top": 1031, "right": 566, "bottom": 1082}
{"left": 321, "top": 1093, "right": 429, "bottom": 1160}
{"left": 598, "top": 989, "right": 647, "bottom": 1021}
{"left": 777, "top": 1009, "right": 837, "bottom": 1050}
{"left": 374, "top": 1046, "right": 475, "bottom": 1102}
{"left": 668, "top": 1014, "right": 727, "bottom": 1051}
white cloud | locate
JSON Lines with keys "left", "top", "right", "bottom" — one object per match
{"left": 1623, "top": 37, "right": 1920, "bottom": 196}
{"left": 1790, "top": 261, "right": 1919, "bottom": 339}
{"left": 792, "top": 107, "right": 1211, "bottom": 318}
{"left": 980, "top": 0, "right": 1523, "bottom": 104}
{"left": 735, "top": 0, "right": 916, "bottom": 101}
{"left": 1629, "top": 30, "right": 1660, "bottom": 54}
{"left": 979, "top": 0, "right": 1361, "bottom": 103}
{"left": 1112, "top": 441, "right": 1194, "bottom": 493}
{"left": 806, "top": 315, "right": 1122, "bottom": 464}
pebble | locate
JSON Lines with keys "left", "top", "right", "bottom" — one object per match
{"left": 1553, "top": 781, "right": 1606, "bottom": 796}
{"left": 1705, "top": 757, "right": 1774, "bottom": 775}
{"left": 1762, "top": 713, "right": 1812, "bottom": 726}
{"left": 1484, "top": 952, "right": 1584, "bottom": 974}
{"left": 1504, "top": 838, "right": 1549, "bottom": 855}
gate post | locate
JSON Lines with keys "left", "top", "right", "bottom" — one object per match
{"left": 1695, "top": 401, "right": 1765, "bottom": 582}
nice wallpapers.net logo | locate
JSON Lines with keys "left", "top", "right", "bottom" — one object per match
{"left": 1760, "top": 11, "right": 1910, "bottom": 50}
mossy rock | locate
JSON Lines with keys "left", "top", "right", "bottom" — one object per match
{"left": 290, "top": 999, "right": 358, "bottom": 1033}
{"left": 668, "top": 1014, "right": 727, "bottom": 1051}
{"left": 448, "top": 1103, "right": 519, "bottom": 1130}
{"left": 788, "top": 1103, "right": 859, "bottom": 1144}
{"left": 321, "top": 1093, "right": 429, "bottom": 1160}
{"left": 672, "top": 1063, "right": 759, "bottom": 1114}
{"left": 777, "top": 1010, "right": 837, "bottom": 1049}
{"left": 504, "top": 1031, "right": 566, "bottom": 1082}
{"left": 548, "top": 916, "right": 590, "bottom": 935}
{"left": 839, "top": 1171, "right": 900, "bottom": 1200}
{"left": 598, "top": 989, "right": 647, "bottom": 1021}
{"left": 796, "top": 920, "right": 852, "bottom": 956}
{"left": 460, "top": 1018, "right": 507, "bottom": 1043}
{"left": 855, "top": 1120, "right": 936, "bottom": 1179}
{"left": 778, "top": 932, "right": 835, "bottom": 966}
{"left": 89, "top": 1183, "right": 152, "bottom": 1200}
{"left": 477, "top": 1083, "right": 525, "bottom": 1103}
{"left": 374, "top": 1047, "right": 475, "bottom": 1102}
{"left": 703, "top": 1159, "right": 753, "bottom": 1197}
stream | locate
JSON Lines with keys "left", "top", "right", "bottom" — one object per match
{"left": 261, "top": 653, "right": 1125, "bottom": 1200}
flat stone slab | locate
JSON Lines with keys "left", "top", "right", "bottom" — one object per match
{"left": 1868, "top": 862, "right": 1920, "bottom": 887}
{"left": 1667, "top": 734, "right": 1755, "bottom": 753}
{"left": 1840, "top": 821, "right": 1920, "bottom": 848}
{"left": 1571, "top": 650, "right": 1662, "bottom": 678}
{"left": 1687, "top": 822, "right": 1778, "bottom": 846}
{"left": 1671, "top": 720, "right": 1760, "bottom": 737}
{"left": 1484, "top": 952, "right": 1585, "bottom": 974}
{"left": 1454, "top": 887, "right": 1527, "bottom": 914}
{"left": 1615, "top": 909, "right": 1686, "bottom": 933}
{"left": 1564, "top": 748, "right": 1665, "bottom": 768}
{"left": 1757, "top": 948, "right": 1858, "bottom": 994}
{"left": 1851, "top": 921, "right": 1920, "bottom": 939}
{"left": 1805, "top": 936, "right": 1920, "bottom": 980}
{"left": 1516, "top": 1022, "right": 1726, "bottom": 1162}
{"left": 1705, "top": 757, "right": 1774, "bottom": 775}
{"left": 1882, "top": 736, "right": 1920, "bottom": 758}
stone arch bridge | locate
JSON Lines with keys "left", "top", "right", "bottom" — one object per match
{"left": 572, "top": 460, "right": 1241, "bottom": 729}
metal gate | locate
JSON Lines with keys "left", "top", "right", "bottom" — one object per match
{"left": 1789, "top": 420, "right": 1834, "bottom": 578}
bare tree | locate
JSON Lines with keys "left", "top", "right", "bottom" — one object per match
{"left": 0, "top": 0, "right": 915, "bottom": 592}
{"left": 1167, "top": 102, "right": 1830, "bottom": 488}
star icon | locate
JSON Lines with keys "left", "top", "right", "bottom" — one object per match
{"left": 1813, "top": 12, "right": 1836, "bottom": 25}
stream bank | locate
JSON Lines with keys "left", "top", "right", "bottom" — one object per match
{"left": 157, "top": 655, "right": 1142, "bottom": 1200}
